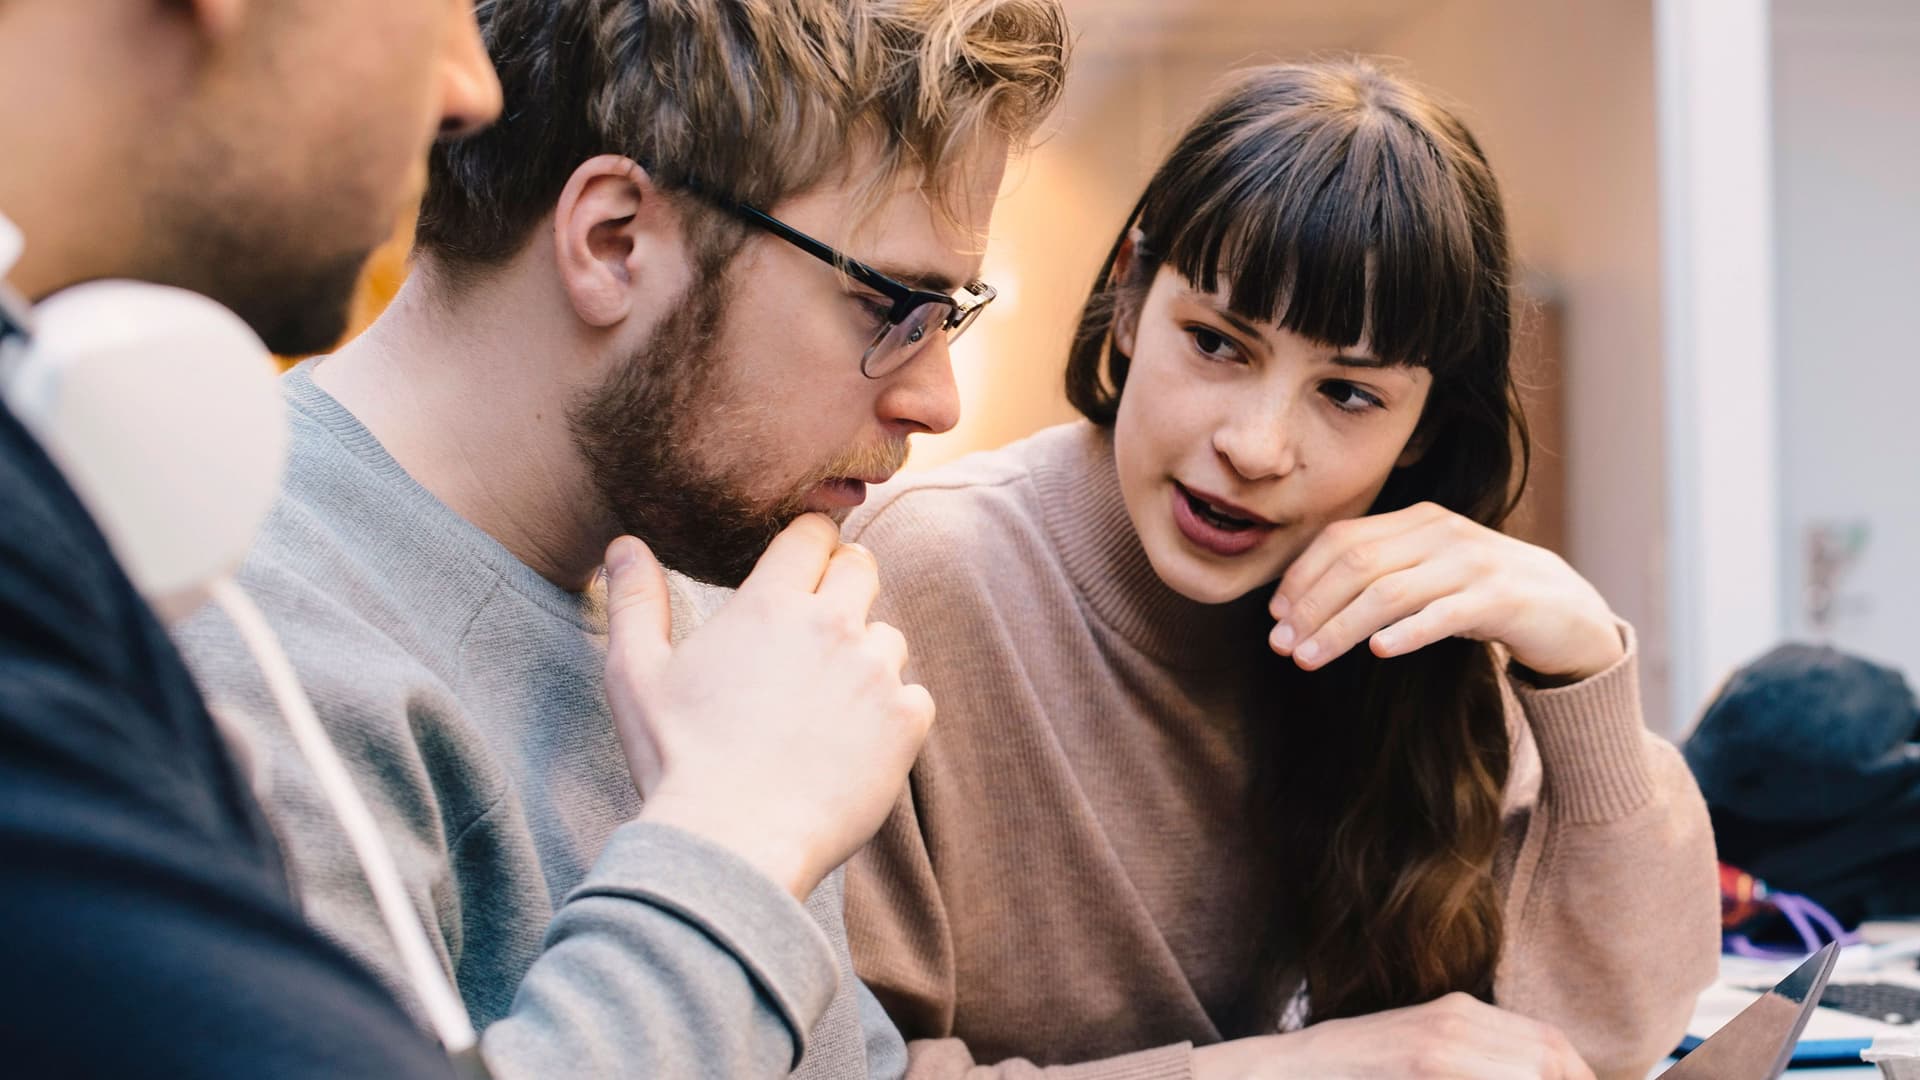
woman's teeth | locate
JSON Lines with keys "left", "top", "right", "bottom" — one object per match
{"left": 1186, "top": 490, "right": 1254, "bottom": 531}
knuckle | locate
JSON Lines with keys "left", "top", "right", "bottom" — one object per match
{"left": 1408, "top": 1047, "right": 1452, "bottom": 1078}
{"left": 1292, "top": 594, "right": 1324, "bottom": 625}
{"left": 733, "top": 589, "right": 775, "bottom": 621}
{"left": 1340, "top": 542, "right": 1378, "bottom": 575}
{"left": 1478, "top": 576, "right": 1516, "bottom": 612}
{"left": 837, "top": 541, "right": 880, "bottom": 574}
{"left": 808, "top": 603, "right": 860, "bottom": 644}
{"left": 898, "top": 685, "right": 936, "bottom": 731}
{"left": 1468, "top": 553, "right": 1501, "bottom": 582}
{"left": 1364, "top": 575, "right": 1405, "bottom": 610}
{"left": 868, "top": 622, "right": 909, "bottom": 659}
{"left": 1435, "top": 992, "right": 1476, "bottom": 1020}
{"left": 909, "top": 684, "right": 936, "bottom": 718}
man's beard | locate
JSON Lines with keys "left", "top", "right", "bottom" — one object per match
{"left": 140, "top": 214, "right": 368, "bottom": 357}
{"left": 567, "top": 279, "right": 907, "bottom": 588}
{"left": 206, "top": 248, "right": 366, "bottom": 357}
{"left": 140, "top": 153, "right": 378, "bottom": 357}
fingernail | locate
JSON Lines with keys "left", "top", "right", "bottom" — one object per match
{"left": 1296, "top": 640, "right": 1320, "bottom": 666}
{"left": 606, "top": 537, "right": 639, "bottom": 573}
{"left": 1271, "top": 623, "right": 1295, "bottom": 651}
{"left": 1271, "top": 595, "right": 1290, "bottom": 621}
{"left": 1373, "top": 629, "right": 1397, "bottom": 653}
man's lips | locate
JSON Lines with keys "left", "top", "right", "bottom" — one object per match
{"left": 804, "top": 475, "right": 892, "bottom": 511}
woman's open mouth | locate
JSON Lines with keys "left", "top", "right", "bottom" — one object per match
{"left": 1170, "top": 481, "right": 1275, "bottom": 557}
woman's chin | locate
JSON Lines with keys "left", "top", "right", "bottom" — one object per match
{"left": 1149, "top": 547, "right": 1269, "bottom": 606}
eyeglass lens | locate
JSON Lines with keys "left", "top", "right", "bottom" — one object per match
{"left": 862, "top": 301, "right": 948, "bottom": 378}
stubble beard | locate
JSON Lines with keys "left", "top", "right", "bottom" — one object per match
{"left": 565, "top": 279, "right": 759, "bottom": 587}
{"left": 141, "top": 101, "right": 389, "bottom": 356}
{"left": 569, "top": 278, "right": 917, "bottom": 588}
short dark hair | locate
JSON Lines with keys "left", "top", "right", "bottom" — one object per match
{"left": 416, "top": 0, "right": 1070, "bottom": 276}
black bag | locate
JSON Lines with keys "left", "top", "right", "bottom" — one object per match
{"left": 1684, "top": 643, "right": 1920, "bottom": 925}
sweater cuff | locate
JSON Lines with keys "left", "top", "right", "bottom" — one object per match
{"left": 567, "top": 819, "right": 840, "bottom": 1069}
{"left": 1509, "top": 620, "right": 1658, "bottom": 824}
{"left": 1048, "top": 1043, "right": 1193, "bottom": 1080}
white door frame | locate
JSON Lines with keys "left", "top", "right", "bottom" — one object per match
{"left": 1654, "top": 0, "right": 1784, "bottom": 735}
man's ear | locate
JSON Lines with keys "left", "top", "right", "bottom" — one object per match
{"left": 553, "top": 155, "right": 678, "bottom": 329}
{"left": 1111, "top": 228, "right": 1146, "bottom": 356}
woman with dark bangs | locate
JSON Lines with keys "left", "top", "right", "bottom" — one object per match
{"left": 841, "top": 60, "right": 1718, "bottom": 1079}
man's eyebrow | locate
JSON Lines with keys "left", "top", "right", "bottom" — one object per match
{"left": 868, "top": 262, "right": 962, "bottom": 294}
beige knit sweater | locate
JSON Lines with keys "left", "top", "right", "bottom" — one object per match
{"left": 843, "top": 421, "right": 1719, "bottom": 1080}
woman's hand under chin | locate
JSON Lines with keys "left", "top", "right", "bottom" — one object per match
{"left": 1266, "top": 502, "right": 1625, "bottom": 683}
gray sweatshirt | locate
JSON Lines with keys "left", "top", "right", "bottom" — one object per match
{"left": 174, "top": 364, "right": 906, "bottom": 1079}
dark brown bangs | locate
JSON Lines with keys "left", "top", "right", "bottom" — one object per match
{"left": 1136, "top": 68, "right": 1489, "bottom": 377}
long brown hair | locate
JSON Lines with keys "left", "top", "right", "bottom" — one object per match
{"left": 1066, "top": 60, "right": 1527, "bottom": 1027}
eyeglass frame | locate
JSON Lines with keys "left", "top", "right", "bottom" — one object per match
{"left": 717, "top": 200, "right": 997, "bottom": 378}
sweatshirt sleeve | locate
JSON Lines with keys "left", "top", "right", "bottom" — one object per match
{"left": 1493, "top": 623, "right": 1720, "bottom": 1080}
{"left": 847, "top": 785, "right": 1195, "bottom": 1080}
{"left": 483, "top": 821, "right": 841, "bottom": 1075}
{"left": 173, "top": 576, "right": 840, "bottom": 1079}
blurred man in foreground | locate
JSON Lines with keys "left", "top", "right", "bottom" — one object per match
{"left": 0, "top": 1, "right": 499, "bottom": 1074}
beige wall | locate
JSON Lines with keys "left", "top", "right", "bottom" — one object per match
{"left": 1373, "top": 2, "right": 1671, "bottom": 731}
{"left": 1773, "top": 0, "right": 1920, "bottom": 680}
{"left": 908, "top": 26, "right": 1195, "bottom": 471}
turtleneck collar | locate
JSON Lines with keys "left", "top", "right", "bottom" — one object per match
{"left": 1032, "top": 421, "right": 1274, "bottom": 671}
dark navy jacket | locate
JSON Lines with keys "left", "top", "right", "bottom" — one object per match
{"left": 0, "top": 403, "right": 453, "bottom": 1077}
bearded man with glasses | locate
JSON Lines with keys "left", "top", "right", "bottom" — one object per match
{"left": 565, "top": 186, "right": 1009, "bottom": 587}
{"left": 171, "top": 0, "right": 1070, "bottom": 1076}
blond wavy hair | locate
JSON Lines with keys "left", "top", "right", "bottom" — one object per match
{"left": 417, "top": 0, "right": 1070, "bottom": 273}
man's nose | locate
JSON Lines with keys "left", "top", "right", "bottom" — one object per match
{"left": 879, "top": 334, "right": 963, "bottom": 437}
{"left": 437, "top": 3, "right": 503, "bottom": 140}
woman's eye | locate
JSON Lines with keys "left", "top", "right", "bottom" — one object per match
{"left": 1322, "top": 381, "right": 1384, "bottom": 413}
{"left": 1184, "top": 325, "right": 1242, "bottom": 362}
